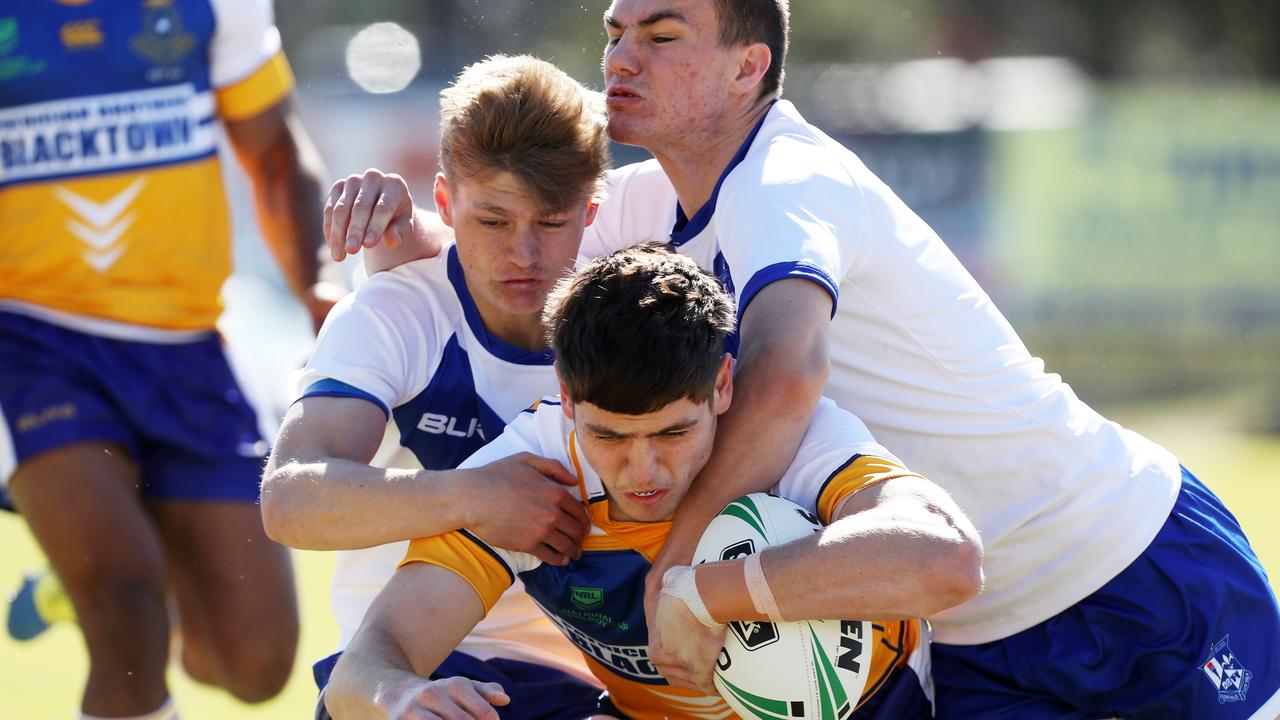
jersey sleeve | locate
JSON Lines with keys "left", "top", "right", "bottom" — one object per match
{"left": 775, "top": 400, "right": 922, "bottom": 523}
{"left": 207, "top": 0, "right": 295, "bottom": 120}
{"left": 715, "top": 138, "right": 866, "bottom": 321}
{"left": 297, "top": 264, "right": 446, "bottom": 417}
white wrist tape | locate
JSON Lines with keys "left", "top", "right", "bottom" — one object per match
{"left": 743, "top": 552, "right": 785, "bottom": 622}
{"left": 661, "top": 565, "right": 722, "bottom": 627}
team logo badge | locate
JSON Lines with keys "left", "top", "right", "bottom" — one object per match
{"left": 1202, "top": 635, "right": 1252, "bottom": 704}
{"left": 569, "top": 586, "right": 604, "bottom": 611}
{"left": 131, "top": 2, "right": 194, "bottom": 65}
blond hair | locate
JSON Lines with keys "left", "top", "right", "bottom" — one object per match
{"left": 439, "top": 55, "right": 609, "bottom": 211}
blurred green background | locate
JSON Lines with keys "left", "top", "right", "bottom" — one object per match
{"left": 3, "top": 1, "right": 1278, "bottom": 716}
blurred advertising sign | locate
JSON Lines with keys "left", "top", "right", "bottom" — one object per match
{"left": 992, "top": 86, "right": 1280, "bottom": 340}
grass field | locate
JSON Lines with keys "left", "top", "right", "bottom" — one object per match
{"left": 1, "top": 402, "right": 1277, "bottom": 718}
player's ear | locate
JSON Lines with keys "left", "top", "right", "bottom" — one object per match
{"left": 713, "top": 353, "right": 733, "bottom": 416}
{"left": 434, "top": 173, "right": 455, "bottom": 228}
{"left": 731, "top": 42, "right": 771, "bottom": 98}
{"left": 583, "top": 195, "right": 601, "bottom": 228}
{"left": 558, "top": 376, "right": 575, "bottom": 420}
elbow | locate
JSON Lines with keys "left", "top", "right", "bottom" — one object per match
{"left": 258, "top": 468, "right": 302, "bottom": 547}
{"left": 922, "top": 534, "right": 984, "bottom": 615}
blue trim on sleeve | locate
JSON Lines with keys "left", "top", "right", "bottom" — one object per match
{"left": 299, "top": 379, "right": 390, "bottom": 420}
{"left": 445, "top": 247, "right": 556, "bottom": 366}
{"left": 737, "top": 261, "right": 840, "bottom": 322}
{"left": 669, "top": 101, "right": 776, "bottom": 246}
{"left": 815, "top": 453, "right": 865, "bottom": 517}
{"left": 459, "top": 529, "right": 517, "bottom": 584}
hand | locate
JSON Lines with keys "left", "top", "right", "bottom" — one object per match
{"left": 643, "top": 516, "right": 700, "bottom": 644}
{"left": 462, "top": 453, "right": 591, "bottom": 566}
{"left": 323, "top": 169, "right": 416, "bottom": 262}
{"left": 650, "top": 576, "right": 727, "bottom": 694}
{"left": 380, "top": 676, "right": 510, "bottom": 720}
{"left": 301, "top": 280, "right": 348, "bottom": 334}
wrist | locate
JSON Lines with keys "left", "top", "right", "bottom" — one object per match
{"left": 660, "top": 566, "right": 723, "bottom": 628}
{"left": 697, "top": 557, "right": 767, "bottom": 623}
{"left": 429, "top": 468, "right": 473, "bottom": 532}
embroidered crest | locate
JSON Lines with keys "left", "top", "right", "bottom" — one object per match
{"left": 1202, "top": 635, "right": 1252, "bottom": 704}
{"left": 130, "top": 2, "right": 194, "bottom": 66}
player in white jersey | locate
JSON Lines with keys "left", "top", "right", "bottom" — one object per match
{"left": 260, "top": 56, "right": 610, "bottom": 719}
{"left": 329, "top": 2, "right": 1280, "bottom": 717}
{"left": 326, "top": 244, "right": 980, "bottom": 720}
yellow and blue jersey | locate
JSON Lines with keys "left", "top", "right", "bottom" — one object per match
{"left": 0, "top": 0, "right": 295, "bottom": 333}
{"left": 401, "top": 398, "right": 926, "bottom": 720}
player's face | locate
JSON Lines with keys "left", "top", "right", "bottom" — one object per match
{"left": 437, "top": 171, "right": 595, "bottom": 332}
{"left": 603, "top": 0, "right": 741, "bottom": 150}
{"left": 565, "top": 357, "right": 732, "bottom": 523}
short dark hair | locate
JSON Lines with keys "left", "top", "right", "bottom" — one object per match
{"left": 544, "top": 244, "right": 736, "bottom": 414}
{"left": 439, "top": 55, "right": 610, "bottom": 212}
{"left": 713, "top": 0, "right": 790, "bottom": 98}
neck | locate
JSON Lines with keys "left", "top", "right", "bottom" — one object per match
{"left": 475, "top": 306, "right": 548, "bottom": 353}
{"left": 653, "top": 97, "right": 773, "bottom": 220}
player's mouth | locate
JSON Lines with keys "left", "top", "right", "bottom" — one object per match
{"left": 499, "top": 278, "right": 545, "bottom": 292}
{"left": 627, "top": 488, "right": 667, "bottom": 505}
{"left": 606, "top": 86, "right": 641, "bottom": 108}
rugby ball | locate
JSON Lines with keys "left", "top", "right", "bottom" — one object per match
{"left": 692, "top": 493, "right": 873, "bottom": 720}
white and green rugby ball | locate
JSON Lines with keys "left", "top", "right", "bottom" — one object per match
{"left": 693, "top": 493, "right": 874, "bottom": 720}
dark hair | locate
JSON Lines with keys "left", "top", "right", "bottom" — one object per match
{"left": 439, "top": 55, "right": 610, "bottom": 211}
{"left": 544, "top": 244, "right": 736, "bottom": 414}
{"left": 713, "top": 0, "right": 790, "bottom": 98}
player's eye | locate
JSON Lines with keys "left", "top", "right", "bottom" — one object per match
{"left": 478, "top": 218, "right": 504, "bottom": 228}
{"left": 652, "top": 35, "right": 675, "bottom": 44}
{"left": 540, "top": 220, "right": 568, "bottom": 229}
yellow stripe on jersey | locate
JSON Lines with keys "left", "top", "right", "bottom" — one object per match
{"left": 816, "top": 454, "right": 924, "bottom": 524}
{"left": 399, "top": 531, "right": 514, "bottom": 613}
{"left": 215, "top": 51, "right": 295, "bottom": 121}
{"left": 858, "top": 619, "right": 921, "bottom": 710}
{"left": 0, "top": 160, "right": 232, "bottom": 330}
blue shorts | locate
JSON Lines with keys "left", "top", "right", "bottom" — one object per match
{"left": 932, "top": 467, "right": 1280, "bottom": 719}
{"left": 0, "top": 311, "right": 265, "bottom": 503}
{"left": 313, "top": 650, "right": 606, "bottom": 720}
{"left": 851, "top": 662, "right": 932, "bottom": 719}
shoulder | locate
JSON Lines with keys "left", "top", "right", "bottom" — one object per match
{"left": 459, "top": 397, "right": 575, "bottom": 469}
{"left": 602, "top": 159, "right": 675, "bottom": 204}
{"left": 726, "top": 101, "right": 870, "bottom": 202}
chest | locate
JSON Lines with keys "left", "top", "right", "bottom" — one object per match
{"left": 390, "top": 333, "right": 557, "bottom": 471}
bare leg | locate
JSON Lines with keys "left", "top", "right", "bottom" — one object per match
{"left": 9, "top": 442, "right": 171, "bottom": 717}
{"left": 149, "top": 499, "right": 298, "bottom": 703}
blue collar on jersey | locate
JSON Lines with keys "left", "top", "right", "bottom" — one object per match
{"left": 446, "top": 246, "right": 556, "bottom": 366}
{"left": 669, "top": 100, "right": 777, "bottom": 247}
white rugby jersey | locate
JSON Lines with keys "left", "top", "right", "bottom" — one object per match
{"left": 298, "top": 243, "right": 589, "bottom": 678}
{"left": 581, "top": 100, "right": 1182, "bottom": 645}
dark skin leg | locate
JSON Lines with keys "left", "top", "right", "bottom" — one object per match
{"left": 9, "top": 442, "right": 171, "bottom": 717}
{"left": 149, "top": 498, "right": 298, "bottom": 703}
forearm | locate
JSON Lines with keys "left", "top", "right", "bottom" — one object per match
{"left": 326, "top": 628, "right": 426, "bottom": 720}
{"left": 697, "top": 482, "right": 983, "bottom": 621}
{"left": 665, "top": 353, "right": 825, "bottom": 557}
{"left": 261, "top": 459, "right": 466, "bottom": 550}
{"left": 245, "top": 112, "right": 327, "bottom": 298}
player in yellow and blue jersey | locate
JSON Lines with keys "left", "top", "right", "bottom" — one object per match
{"left": 0, "top": 1, "right": 333, "bottom": 717}
{"left": 324, "top": 245, "right": 983, "bottom": 720}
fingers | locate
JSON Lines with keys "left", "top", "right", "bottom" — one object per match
{"left": 323, "top": 170, "right": 413, "bottom": 261}
{"left": 346, "top": 173, "right": 380, "bottom": 254}
{"left": 446, "top": 679, "right": 507, "bottom": 720}
{"left": 362, "top": 174, "right": 409, "bottom": 249}
{"left": 323, "top": 179, "right": 347, "bottom": 261}
{"left": 521, "top": 453, "right": 578, "bottom": 487}
{"left": 328, "top": 176, "right": 361, "bottom": 258}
